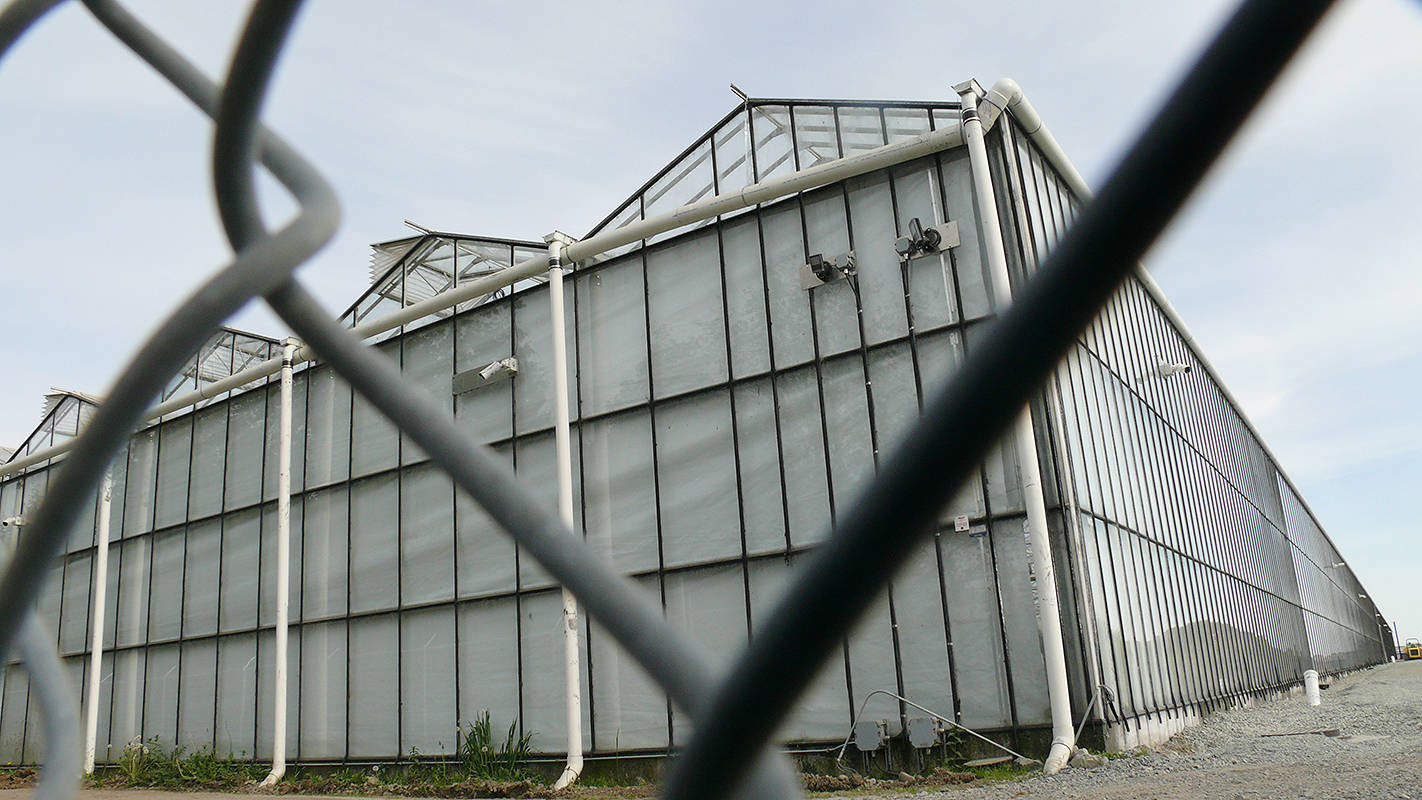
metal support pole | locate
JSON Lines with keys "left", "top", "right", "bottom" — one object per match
{"left": 82, "top": 470, "right": 113, "bottom": 775}
{"left": 545, "top": 232, "right": 583, "bottom": 790}
{"left": 955, "top": 79, "right": 1077, "bottom": 774}
{"left": 261, "top": 338, "right": 297, "bottom": 786}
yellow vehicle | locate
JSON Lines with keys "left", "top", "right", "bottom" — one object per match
{"left": 1405, "top": 639, "right": 1422, "bottom": 660}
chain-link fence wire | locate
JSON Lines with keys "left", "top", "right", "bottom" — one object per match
{"left": 0, "top": 0, "right": 1337, "bottom": 798}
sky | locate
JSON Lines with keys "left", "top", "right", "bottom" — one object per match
{"left": 1, "top": 1, "right": 1418, "bottom": 645}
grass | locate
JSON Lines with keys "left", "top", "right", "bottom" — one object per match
{"left": 88, "top": 738, "right": 268, "bottom": 789}
{"left": 457, "top": 709, "right": 538, "bottom": 782}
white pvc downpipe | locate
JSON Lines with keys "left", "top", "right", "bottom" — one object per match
{"left": 955, "top": 80, "right": 1076, "bottom": 775}
{"left": 261, "top": 338, "right": 297, "bottom": 786}
{"left": 1303, "top": 669, "right": 1321, "bottom": 706}
{"left": 82, "top": 470, "right": 113, "bottom": 775}
{"left": 545, "top": 235, "right": 583, "bottom": 790}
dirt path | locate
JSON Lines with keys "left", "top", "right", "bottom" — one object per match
{"left": 909, "top": 659, "right": 1422, "bottom": 800}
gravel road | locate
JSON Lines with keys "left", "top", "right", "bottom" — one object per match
{"left": 909, "top": 659, "right": 1422, "bottom": 800}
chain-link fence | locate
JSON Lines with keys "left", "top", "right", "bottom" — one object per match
{"left": 0, "top": 0, "right": 1338, "bottom": 798}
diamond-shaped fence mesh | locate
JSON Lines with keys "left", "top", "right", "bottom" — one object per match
{"left": 0, "top": 0, "right": 1337, "bottom": 798}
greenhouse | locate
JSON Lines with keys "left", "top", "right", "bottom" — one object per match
{"left": 0, "top": 80, "right": 1390, "bottom": 771}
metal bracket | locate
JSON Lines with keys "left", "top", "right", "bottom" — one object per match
{"left": 452, "top": 357, "right": 518, "bottom": 395}
{"left": 800, "top": 251, "right": 856, "bottom": 290}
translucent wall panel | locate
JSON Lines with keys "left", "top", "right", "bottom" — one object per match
{"left": 456, "top": 598, "right": 519, "bottom": 734}
{"left": 178, "top": 639, "right": 217, "bottom": 751}
{"left": 149, "top": 529, "right": 185, "bottom": 642}
{"left": 189, "top": 407, "right": 228, "bottom": 519}
{"left": 0, "top": 669, "right": 27, "bottom": 762}
{"left": 819, "top": 355, "right": 875, "bottom": 511}
{"left": 519, "top": 590, "right": 590, "bottom": 751}
{"left": 775, "top": 366, "right": 831, "bottom": 545}
{"left": 647, "top": 229, "right": 727, "bottom": 400}
{"left": 988, "top": 516, "right": 1051, "bottom": 725}
{"left": 748, "top": 557, "right": 845, "bottom": 740}
{"left": 577, "top": 257, "right": 648, "bottom": 416}
{"left": 351, "top": 349, "right": 400, "bottom": 477}
{"left": 590, "top": 611, "right": 667, "bottom": 751}
{"left": 891, "top": 540, "right": 956, "bottom": 721}
{"left": 844, "top": 171, "right": 909, "bottom": 346}
{"left": 123, "top": 430, "right": 157, "bottom": 535}
{"left": 720, "top": 215, "right": 770, "bottom": 379}
{"left": 761, "top": 202, "right": 814, "bottom": 368}
{"left": 225, "top": 392, "right": 266, "bottom": 510}
{"left": 803, "top": 189, "right": 859, "bottom": 358}
{"left": 514, "top": 433, "right": 581, "bottom": 591}
{"left": 401, "top": 465, "right": 454, "bottom": 605}
{"left": 937, "top": 529, "right": 1012, "bottom": 729}
{"left": 115, "top": 537, "right": 150, "bottom": 647}
{"left": 302, "top": 485, "right": 348, "bottom": 619}
{"left": 844, "top": 589, "right": 901, "bottom": 735}
{"left": 215, "top": 634, "right": 256, "bottom": 757}
{"left": 219, "top": 510, "right": 260, "bottom": 632}
{"left": 349, "top": 474, "right": 398, "bottom": 614}
{"left": 400, "top": 322, "right": 453, "bottom": 466}
{"left": 455, "top": 447, "right": 517, "bottom": 599}
{"left": 110, "top": 648, "right": 145, "bottom": 753}
{"left": 581, "top": 410, "right": 658, "bottom": 575}
{"left": 300, "top": 620, "right": 346, "bottom": 759}
{"left": 144, "top": 644, "right": 181, "bottom": 745}
{"left": 453, "top": 303, "right": 514, "bottom": 444}
{"left": 155, "top": 418, "right": 191, "bottom": 529}
{"left": 731, "top": 380, "right": 786, "bottom": 556}
{"left": 348, "top": 614, "right": 398, "bottom": 757}
{"left": 304, "top": 368, "right": 351, "bottom": 487}
{"left": 183, "top": 519, "right": 220, "bottom": 636}
{"left": 401, "top": 607, "right": 456, "bottom": 755}
{"left": 59, "top": 552, "right": 92, "bottom": 655}
{"left": 657, "top": 391, "right": 739, "bottom": 568}
{"left": 513, "top": 287, "right": 575, "bottom": 434}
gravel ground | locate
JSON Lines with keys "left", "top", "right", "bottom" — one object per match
{"left": 904, "top": 659, "right": 1422, "bottom": 800}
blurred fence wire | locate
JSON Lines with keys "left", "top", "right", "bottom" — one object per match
{"left": 0, "top": 0, "right": 1336, "bottom": 798}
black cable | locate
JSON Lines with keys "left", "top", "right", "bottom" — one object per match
{"left": 663, "top": 1, "right": 1338, "bottom": 797}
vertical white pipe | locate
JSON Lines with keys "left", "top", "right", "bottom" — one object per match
{"left": 83, "top": 470, "right": 113, "bottom": 775}
{"left": 546, "top": 237, "right": 584, "bottom": 790}
{"left": 955, "top": 80, "right": 1076, "bottom": 774}
{"left": 261, "top": 339, "right": 297, "bottom": 786}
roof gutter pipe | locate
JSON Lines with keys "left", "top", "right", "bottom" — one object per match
{"left": 544, "top": 233, "right": 584, "bottom": 791}
{"left": 983, "top": 78, "right": 1372, "bottom": 634}
{"left": 0, "top": 111, "right": 969, "bottom": 480}
{"left": 955, "top": 79, "right": 1076, "bottom": 775}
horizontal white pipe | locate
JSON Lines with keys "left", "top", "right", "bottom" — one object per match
{"left": 992, "top": 80, "right": 1367, "bottom": 604}
{"left": 1, "top": 113, "right": 969, "bottom": 481}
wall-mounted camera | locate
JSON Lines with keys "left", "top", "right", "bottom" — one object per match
{"left": 800, "top": 251, "right": 856, "bottom": 290}
{"left": 894, "top": 217, "right": 960, "bottom": 261}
